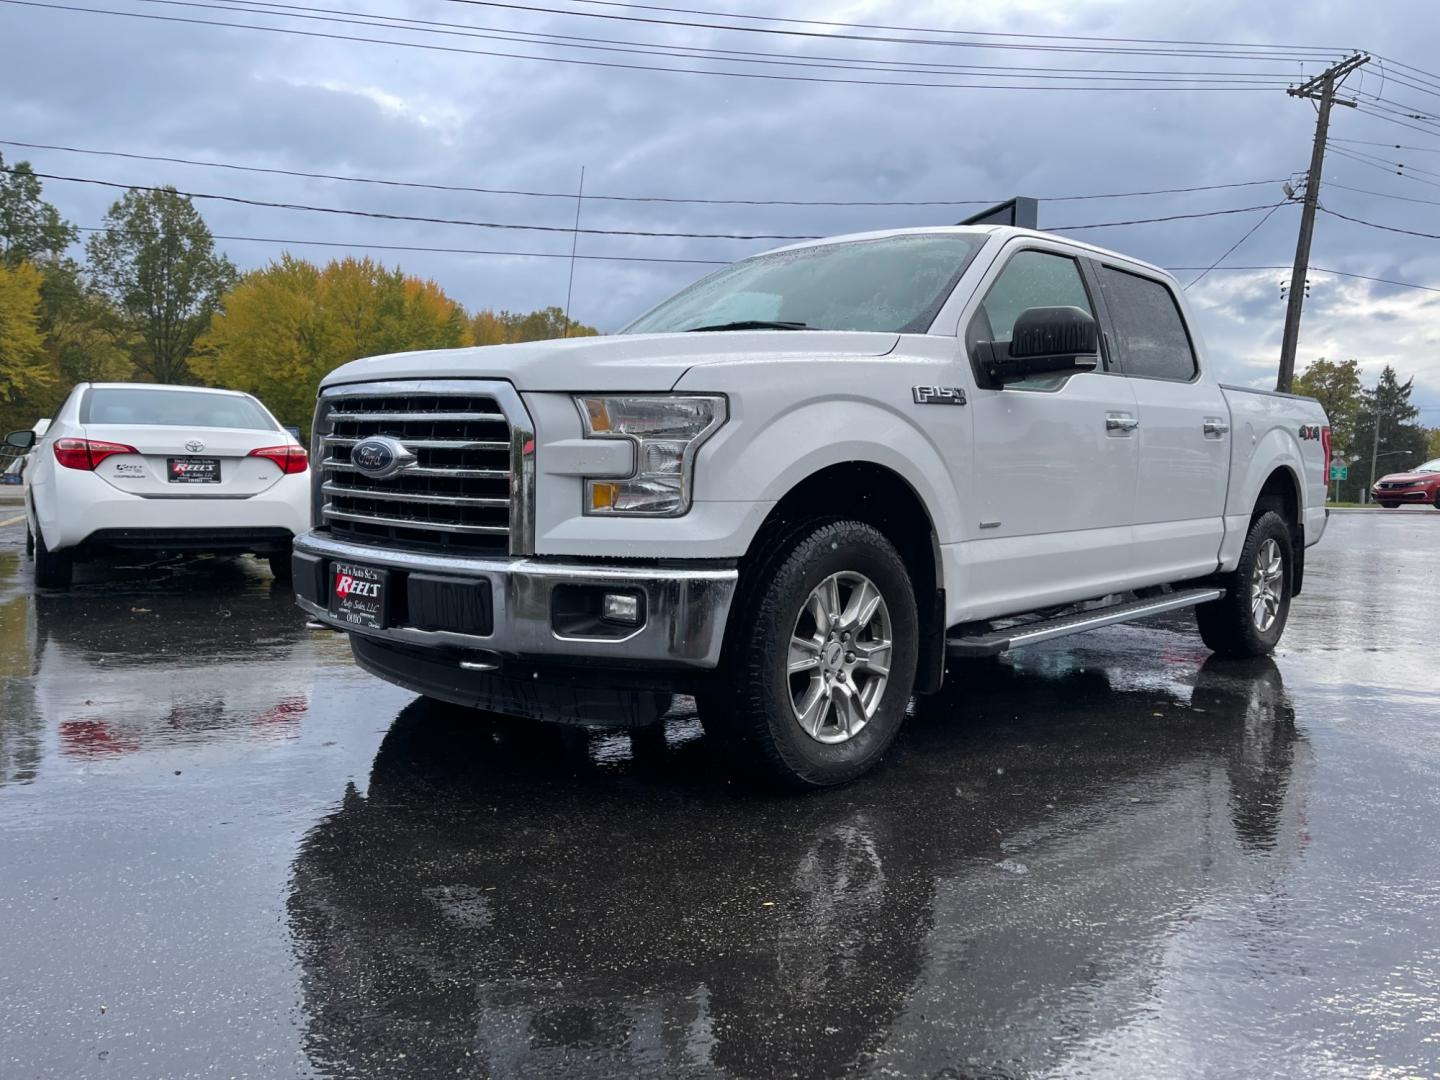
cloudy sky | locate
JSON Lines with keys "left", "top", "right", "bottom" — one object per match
{"left": 3, "top": 0, "right": 1439, "bottom": 418}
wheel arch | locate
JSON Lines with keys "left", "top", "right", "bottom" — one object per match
{"left": 737, "top": 460, "right": 947, "bottom": 694}
{"left": 1253, "top": 464, "right": 1306, "bottom": 596}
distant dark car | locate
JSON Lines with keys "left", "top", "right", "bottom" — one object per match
{"left": 1371, "top": 457, "right": 1440, "bottom": 508}
{"left": 1, "top": 456, "right": 24, "bottom": 484}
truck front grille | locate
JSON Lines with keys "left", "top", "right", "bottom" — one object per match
{"left": 315, "top": 383, "right": 530, "bottom": 555}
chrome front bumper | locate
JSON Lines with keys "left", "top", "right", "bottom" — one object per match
{"left": 292, "top": 531, "right": 738, "bottom": 669}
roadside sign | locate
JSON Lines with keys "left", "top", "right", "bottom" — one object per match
{"left": 1330, "top": 463, "right": 1349, "bottom": 480}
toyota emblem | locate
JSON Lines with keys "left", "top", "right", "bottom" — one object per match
{"left": 185, "top": 439, "right": 205, "bottom": 453}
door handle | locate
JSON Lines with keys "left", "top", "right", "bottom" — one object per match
{"left": 1105, "top": 413, "right": 1140, "bottom": 432}
{"left": 1203, "top": 417, "right": 1230, "bottom": 437}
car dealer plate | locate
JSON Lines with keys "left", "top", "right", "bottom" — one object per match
{"left": 167, "top": 456, "right": 222, "bottom": 483}
{"left": 331, "top": 562, "right": 388, "bottom": 629}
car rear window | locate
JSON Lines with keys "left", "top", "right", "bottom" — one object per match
{"left": 82, "top": 388, "right": 278, "bottom": 431}
{"left": 1096, "top": 266, "right": 1198, "bottom": 382}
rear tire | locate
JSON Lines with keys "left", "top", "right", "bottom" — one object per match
{"left": 1196, "top": 510, "right": 1292, "bottom": 658}
{"left": 699, "top": 519, "right": 918, "bottom": 788}
{"left": 33, "top": 527, "right": 73, "bottom": 590}
{"left": 25, "top": 523, "right": 34, "bottom": 557}
{"left": 1380, "top": 502, "right": 1398, "bottom": 509}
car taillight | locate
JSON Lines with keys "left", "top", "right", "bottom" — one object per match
{"left": 249, "top": 445, "right": 309, "bottom": 474}
{"left": 1321, "top": 426, "right": 1332, "bottom": 479}
{"left": 53, "top": 437, "right": 138, "bottom": 470}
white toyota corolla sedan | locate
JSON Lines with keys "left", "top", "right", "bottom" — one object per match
{"left": 6, "top": 382, "right": 310, "bottom": 589}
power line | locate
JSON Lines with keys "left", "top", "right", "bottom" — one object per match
{"left": 1184, "top": 200, "right": 1290, "bottom": 288}
{"left": 1047, "top": 203, "right": 1282, "bottom": 231}
{"left": 0, "top": 138, "right": 1290, "bottom": 208}
{"left": 173, "top": 0, "right": 1305, "bottom": 83}
{"left": 1330, "top": 145, "right": 1440, "bottom": 187}
{"left": 1318, "top": 204, "right": 1440, "bottom": 241}
{"left": 436, "top": 0, "right": 1340, "bottom": 61}
{"left": 2, "top": 1, "right": 1302, "bottom": 91}
{"left": 73, "top": 225, "right": 731, "bottom": 264}
{"left": 545, "top": 0, "right": 1349, "bottom": 55}
{"left": 18, "top": 167, "right": 1289, "bottom": 238}
{"left": 1325, "top": 179, "right": 1440, "bottom": 206}
{"left": 1167, "top": 264, "right": 1440, "bottom": 296}
{"left": 1333, "top": 137, "right": 1440, "bottom": 154}
{"left": 7, "top": 167, "right": 822, "bottom": 240}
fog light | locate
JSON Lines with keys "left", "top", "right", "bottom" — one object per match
{"left": 602, "top": 592, "right": 641, "bottom": 625}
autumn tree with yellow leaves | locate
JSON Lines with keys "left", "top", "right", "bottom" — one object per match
{"left": 195, "top": 255, "right": 474, "bottom": 434}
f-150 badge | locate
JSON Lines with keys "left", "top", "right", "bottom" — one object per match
{"left": 913, "top": 386, "right": 967, "bottom": 406}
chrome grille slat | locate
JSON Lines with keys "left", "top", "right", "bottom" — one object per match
{"left": 321, "top": 482, "right": 508, "bottom": 508}
{"left": 317, "top": 384, "right": 523, "bottom": 554}
{"left": 322, "top": 435, "right": 508, "bottom": 452}
{"left": 328, "top": 410, "right": 506, "bottom": 423}
{"left": 323, "top": 506, "right": 510, "bottom": 535}
{"left": 323, "top": 459, "right": 509, "bottom": 480}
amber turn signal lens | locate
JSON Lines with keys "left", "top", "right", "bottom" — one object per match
{"left": 589, "top": 481, "right": 619, "bottom": 511}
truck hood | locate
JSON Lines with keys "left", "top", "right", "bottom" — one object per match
{"left": 320, "top": 331, "right": 901, "bottom": 393}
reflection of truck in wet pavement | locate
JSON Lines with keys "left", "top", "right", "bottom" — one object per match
{"left": 286, "top": 651, "right": 1309, "bottom": 1079}
{"left": 292, "top": 225, "right": 1332, "bottom": 785}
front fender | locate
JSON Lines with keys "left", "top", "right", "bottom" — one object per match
{"left": 703, "top": 394, "right": 967, "bottom": 546}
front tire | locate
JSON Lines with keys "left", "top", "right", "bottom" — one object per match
{"left": 33, "top": 527, "right": 73, "bottom": 590}
{"left": 1195, "top": 510, "right": 1292, "bottom": 658}
{"left": 701, "top": 520, "right": 918, "bottom": 788}
{"left": 267, "top": 547, "right": 293, "bottom": 582}
{"left": 1380, "top": 502, "right": 1398, "bottom": 509}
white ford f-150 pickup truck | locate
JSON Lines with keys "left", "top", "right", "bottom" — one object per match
{"left": 292, "top": 225, "right": 1331, "bottom": 787}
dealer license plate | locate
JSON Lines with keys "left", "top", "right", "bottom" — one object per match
{"left": 167, "top": 456, "right": 221, "bottom": 483}
{"left": 331, "top": 562, "right": 388, "bottom": 629}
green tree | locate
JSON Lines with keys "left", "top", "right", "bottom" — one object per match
{"left": 1349, "top": 365, "right": 1429, "bottom": 501}
{"left": 86, "top": 188, "right": 236, "bottom": 383}
{"left": 1429, "top": 427, "right": 1440, "bottom": 461}
{"left": 39, "top": 258, "right": 132, "bottom": 388}
{"left": 193, "top": 255, "right": 471, "bottom": 434}
{"left": 0, "top": 260, "right": 53, "bottom": 405}
{"left": 1294, "top": 357, "right": 1363, "bottom": 460}
{"left": 0, "top": 154, "right": 78, "bottom": 267}
{"left": 469, "top": 304, "right": 599, "bottom": 345}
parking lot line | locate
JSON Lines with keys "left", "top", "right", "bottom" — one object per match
{"left": 0, "top": 514, "right": 26, "bottom": 528}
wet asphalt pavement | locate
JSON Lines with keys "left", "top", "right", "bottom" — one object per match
{"left": 1, "top": 510, "right": 1438, "bottom": 1079}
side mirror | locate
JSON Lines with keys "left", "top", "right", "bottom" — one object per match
{"left": 976, "top": 306, "right": 1101, "bottom": 389}
{"left": 4, "top": 430, "right": 36, "bottom": 449}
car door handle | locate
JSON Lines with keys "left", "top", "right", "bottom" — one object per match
{"left": 1105, "top": 413, "right": 1139, "bottom": 433}
{"left": 1203, "top": 417, "right": 1230, "bottom": 437}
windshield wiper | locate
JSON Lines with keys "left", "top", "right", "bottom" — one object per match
{"left": 684, "top": 320, "right": 809, "bottom": 332}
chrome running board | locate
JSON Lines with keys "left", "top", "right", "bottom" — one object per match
{"left": 946, "top": 587, "right": 1225, "bottom": 657}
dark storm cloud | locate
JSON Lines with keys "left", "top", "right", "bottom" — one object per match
{"left": 2, "top": 0, "right": 1439, "bottom": 403}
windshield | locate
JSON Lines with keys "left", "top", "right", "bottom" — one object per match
{"left": 1417, "top": 458, "right": 1440, "bottom": 473}
{"left": 81, "top": 388, "right": 278, "bottom": 431}
{"left": 623, "top": 233, "right": 985, "bottom": 335}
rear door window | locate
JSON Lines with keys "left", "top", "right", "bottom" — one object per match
{"left": 82, "top": 389, "right": 278, "bottom": 430}
{"left": 1096, "top": 267, "right": 1198, "bottom": 382}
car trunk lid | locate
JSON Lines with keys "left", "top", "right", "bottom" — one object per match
{"left": 82, "top": 425, "right": 295, "bottom": 497}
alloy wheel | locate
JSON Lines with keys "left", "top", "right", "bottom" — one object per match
{"left": 786, "top": 571, "right": 893, "bottom": 744}
{"left": 1250, "top": 538, "right": 1284, "bottom": 632}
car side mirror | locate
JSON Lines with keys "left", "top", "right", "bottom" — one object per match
{"left": 975, "top": 306, "right": 1101, "bottom": 389}
{"left": 4, "top": 430, "right": 36, "bottom": 449}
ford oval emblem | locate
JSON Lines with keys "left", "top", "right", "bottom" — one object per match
{"left": 350, "top": 436, "right": 413, "bottom": 479}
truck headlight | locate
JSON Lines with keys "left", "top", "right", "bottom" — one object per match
{"left": 575, "top": 394, "right": 726, "bottom": 516}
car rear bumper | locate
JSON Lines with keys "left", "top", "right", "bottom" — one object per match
{"left": 43, "top": 470, "right": 310, "bottom": 550}
{"left": 291, "top": 530, "right": 739, "bottom": 671}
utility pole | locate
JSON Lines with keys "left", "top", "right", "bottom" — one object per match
{"left": 1366, "top": 407, "right": 1383, "bottom": 504}
{"left": 1276, "top": 53, "right": 1369, "bottom": 393}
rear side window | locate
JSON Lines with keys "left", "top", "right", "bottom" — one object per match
{"left": 82, "top": 388, "right": 278, "bottom": 430}
{"left": 1097, "top": 267, "right": 1197, "bottom": 381}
